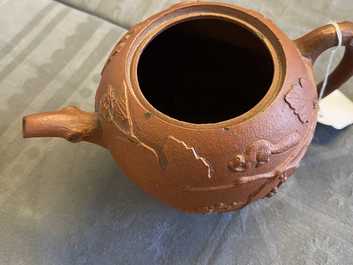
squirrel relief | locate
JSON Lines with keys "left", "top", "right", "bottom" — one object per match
{"left": 228, "top": 132, "right": 301, "bottom": 172}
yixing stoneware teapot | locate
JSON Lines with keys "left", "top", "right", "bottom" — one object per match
{"left": 23, "top": 2, "right": 353, "bottom": 213}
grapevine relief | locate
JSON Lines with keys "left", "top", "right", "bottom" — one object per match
{"left": 99, "top": 83, "right": 214, "bottom": 180}
{"left": 266, "top": 168, "right": 294, "bottom": 198}
{"left": 200, "top": 201, "right": 245, "bottom": 213}
{"left": 164, "top": 136, "right": 213, "bottom": 179}
{"left": 185, "top": 170, "right": 280, "bottom": 192}
{"left": 100, "top": 84, "right": 129, "bottom": 134}
{"left": 99, "top": 82, "right": 159, "bottom": 160}
{"left": 186, "top": 132, "right": 301, "bottom": 193}
{"left": 285, "top": 78, "right": 313, "bottom": 124}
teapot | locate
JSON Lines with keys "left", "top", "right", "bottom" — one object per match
{"left": 23, "top": 2, "right": 353, "bottom": 213}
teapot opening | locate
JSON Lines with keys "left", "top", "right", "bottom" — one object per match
{"left": 137, "top": 18, "right": 274, "bottom": 124}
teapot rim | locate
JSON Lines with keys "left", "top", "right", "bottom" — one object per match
{"left": 127, "top": 2, "right": 286, "bottom": 129}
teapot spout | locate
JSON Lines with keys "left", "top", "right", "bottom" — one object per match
{"left": 23, "top": 106, "right": 105, "bottom": 147}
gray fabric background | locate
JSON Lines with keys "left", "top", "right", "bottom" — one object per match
{"left": 0, "top": 0, "right": 352, "bottom": 264}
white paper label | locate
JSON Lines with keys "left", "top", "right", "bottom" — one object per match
{"left": 318, "top": 90, "right": 353, "bottom": 130}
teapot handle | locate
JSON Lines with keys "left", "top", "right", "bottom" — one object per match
{"left": 295, "top": 21, "right": 353, "bottom": 98}
{"left": 23, "top": 106, "right": 105, "bottom": 147}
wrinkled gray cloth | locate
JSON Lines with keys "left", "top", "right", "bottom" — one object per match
{"left": 0, "top": 0, "right": 353, "bottom": 264}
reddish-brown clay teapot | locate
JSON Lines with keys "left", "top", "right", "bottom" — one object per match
{"left": 23, "top": 2, "right": 353, "bottom": 213}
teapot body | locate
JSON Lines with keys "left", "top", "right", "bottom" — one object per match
{"left": 95, "top": 2, "right": 318, "bottom": 213}
{"left": 23, "top": 2, "right": 353, "bottom": 213}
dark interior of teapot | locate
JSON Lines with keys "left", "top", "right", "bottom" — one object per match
{"left": 138, "top": 18, "right": 274, "bottom": 124}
